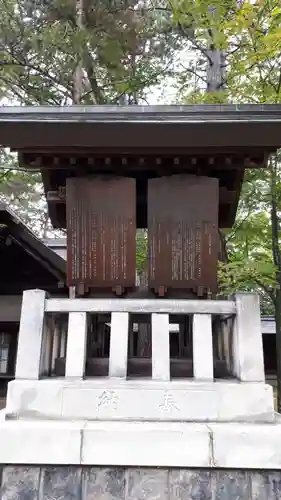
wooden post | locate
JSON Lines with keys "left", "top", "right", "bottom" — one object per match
{"left": 65, "top": 312, "right": 87, "bottom": 378}
{"left": 233, "top": 293, "right": 264, "bottom": 382}
{"left": 193, "top": 314, "right": 214, "bottom": 380}
{"left": 152, "top": 313, "right": 170, "bottom": 381}
{"left": 15, "top": 289, "right": 46, "bottom": 380}
{"left": 109, "top": 312, "right": 129, "bottom": 378}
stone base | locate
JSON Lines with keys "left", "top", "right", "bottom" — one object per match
{"left": 5, "top": 378, "right": 275, "bottom": 422}
{"left": 1, "top": 466, "right": 281, "bottom": 499}
{"left": 1, "top": 411, "right": 281, "bottom": 469}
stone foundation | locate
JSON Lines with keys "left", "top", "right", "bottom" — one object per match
{"left": 1, "top": 466, "right": 281, "bottom": 499}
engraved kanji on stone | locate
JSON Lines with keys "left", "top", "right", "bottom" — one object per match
{"left": 158, "top": 392, "right": 180, "bottom": 413}
{"left": 97, "top": 390, "right": 119, "bottom": 410}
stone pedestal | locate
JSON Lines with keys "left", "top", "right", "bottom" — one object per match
{"left": 1, "top": 291, "right": 281, "bottom": 499}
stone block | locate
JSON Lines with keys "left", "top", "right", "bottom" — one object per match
{"left": 169, "top": 470, "right": 212, "bottom": 500}
{"left": 2, "top": 466, "right": 281, "bottom": 499}
{"left": 0, "top": 420, "right": 82, "bottom": 465}
{"left": 250, "top": 472, "right": 281, "bottom": 500}
{"left": 1, "top": 466, "right": 40, "bottom": 500}
{"left": 5, "top": 379, "right": 275, "bottom": 423}
{"left": 65, "top": 312, "right": 87, "bottom": 378}
{"left": 41, "top": 467, "right": 82, "bottom": 500}
{"left": 214, "top": 471, "right": 249, "bottom": 500}
{"left": 15, "top": 289, "right": 46, "bottom": 380}
{"left": 6, "top": 379, "right": 63, "bottom": 419}
{"left": 82, "top": 421, "right": 211, "bottom": 467}
{"left": 217, "top": 382, "right": 274, "bottom": 422}
{"left": 82, "top": 467, "right": 125, "bottom": 500}
{"left": 62, "top": 383, "right": 219, "bottom": 421}
{"left": 233, "top": 293, "right": 264, "bottom": 382}
{"left": 127, "top": 469, "right": 169, "bottom": 500}
{"left": 211, "top": 422, "right": 281, "bottom": 469}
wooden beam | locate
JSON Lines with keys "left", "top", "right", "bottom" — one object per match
{"left": 219, "top": 188, "right": 237, "bottom": 204}
{"left": 46, "top": 186, "right": 237, "bottom": 205}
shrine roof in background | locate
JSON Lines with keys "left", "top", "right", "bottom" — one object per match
{"left": 0, "top": 205, "right": 66, "bottom": 294}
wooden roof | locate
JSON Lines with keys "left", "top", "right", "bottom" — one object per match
{"left": 0, "top": 205, "right": 66, "bottom": 294}
{"left": 1, "top": 104, "right": 281, "bottom": 228}
{"left": 0, "top": 104, "right": 280, "bottom": 150}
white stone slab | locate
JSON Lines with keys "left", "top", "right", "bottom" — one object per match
{"left": 193, "top": 314, "right": 213, "bottom": 380}
{"left": 65, "top": 312, "right": 87, "bottom": 378}
{"left": 109, "top": 312, "right": 129, "bottom": 378}
{"left": 217, "top": 381, "right": 274, "bottom": 422}
{"left": 5, "top": 379, "right": 63, "bottom": 419}
{"left": 211, "top": 421, "right": 281, "bottom": 469}
{"left": 5, "top": 379, "right": 274, "bottom": 423}
{"left": 233, "top": 293, "right": 265, "bottom": 382}
{"left": 82, "top": 421, "right": 211, "bottom": 467}
{"left": 1, "top": 418, "right": 281, "bottom": 468}
{"left": 46, "top": 297, "right": 236, "bottom": 315}
{"left": 15, "top": 289, "right": 46, "bottom": 379}
{"left": 152, "top": 313, "right": 170, "bottom": 381}
{"left": 0, "top": 420, "right": 82, "bottom": 464}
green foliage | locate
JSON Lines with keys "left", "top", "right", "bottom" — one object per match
{"left": 0, "top": 149, "right": 62, "bottom": 237}
{"left": 218, "top": 168, "right": 281, "bottom": 314}
{"left": 0, "top": 0, "right": 183, "bottom": 105}
{"left": 218, "top": 209, "right": 278, "bottom": 315}
{"left": 136, "top": 230, "right": 148, "bottom": 274}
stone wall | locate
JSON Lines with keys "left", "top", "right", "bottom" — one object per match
{"left": 1, "top": 466, "right": 281, "bottom": 499}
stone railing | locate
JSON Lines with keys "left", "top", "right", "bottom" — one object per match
{"left": 6, "top": 290, "right": 274, "bottom": 423}
{"left": 15, "top": 290, "right": 265, "bottom": 384}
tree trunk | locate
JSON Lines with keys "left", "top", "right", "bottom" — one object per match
{"left": 73, "top": 0, "right": 83, "bottom": 104}
{"left": 206, "top": 8, "right": 225, "bottom": 93}
{"left": 206, "top": 46, "right": 225, "bottom": 92}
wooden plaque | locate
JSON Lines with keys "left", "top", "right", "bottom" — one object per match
{"left": 66, "top": 176, "right": 136, "bottom": 289}
{"left": 148, "top": 174, "right": 219, "bottom": 293}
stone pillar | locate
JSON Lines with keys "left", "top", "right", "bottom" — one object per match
{"left": 40, "top": 317, "right": 53, "bottom": 377}
{"left": 109, "top": 312, "right": 129, "bottom": 378}
{"left": 152, "top": 313, "right": 170, "bottom": 381}
{"left": 60, "top": 323, "right": 67, "bottom": 358}
{"left": 233, "top": 293, "right": 264, "bottom": 382}
{"left": 65, "top": 312, "right": 87, "bottom": 378}
{"left": 193, "top": 314, "right": 214, "bottom": 380}
{"left": 51, "top": 320, "right": 60, "bottom": 373}
{"left": 15, "top": 289, "right": 46, "bottom": 380}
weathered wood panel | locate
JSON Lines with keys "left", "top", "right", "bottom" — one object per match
{"left": 148, "top": 174, "right": 219, "bottom": 294}
{"left": 66, "top": 176, "right": 136, "bottom": 290}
